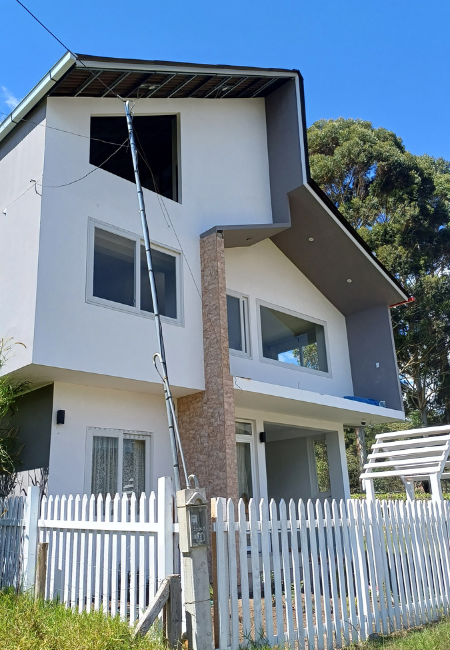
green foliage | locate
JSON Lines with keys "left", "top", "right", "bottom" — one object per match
{"left": 350, "top": 617, "right": 450, "bottom": 649}
{"left": 0, "top": 338, "right": 31, "bottom": 496}
{"left": 308, "top": 118, "right": 450, "bottom": 425}
{"left": 0, "top": 589, "right": 164, "bottom": 650}
{"left": 351, "top": 492, "right": 450, "bottom": 501}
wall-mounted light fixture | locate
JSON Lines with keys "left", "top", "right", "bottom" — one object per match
{"left": 56, "top": 410, "right": 65, "bottom": 425}
{"left": 259, "top": 431, "right": 266, "bottom": 443}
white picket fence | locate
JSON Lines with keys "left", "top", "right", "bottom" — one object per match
{"left": 213, "top": 497, "right": 450, "bottom": 650}
{"left": 37, "top": 477, "right": 177, "bottom": 622}
{"left": 0, "top": 496, "right": 25, "bottom": 589}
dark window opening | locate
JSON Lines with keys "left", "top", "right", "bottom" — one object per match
{"left": 140, "top": 245, "right": 177, "bottom": 319}
{"left": 90, "top": 115, "right": 178, "bottom": 201}
{"left": 93, "top": 228, "right": 135, "bottom": 306}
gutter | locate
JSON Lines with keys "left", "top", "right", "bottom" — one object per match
{"left": 390, "top": 296, "right": 415, "bottom": 308}
{"left": 0, "top": 51, "right": 76, "bottom": 144}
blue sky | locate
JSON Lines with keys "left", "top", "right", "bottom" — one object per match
{"left": 1, "top": 0, "right": 449, "bottom": 160}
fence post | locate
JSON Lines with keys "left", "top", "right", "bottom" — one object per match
{"left": 177, "top": 484, "right": 213, "bottom": 650}
{"left": 166, "top": 574, "right": 182, "bottom": 648}
{"left": 35, "top": 542, "right": 48, "bottom": 600}
{"left": 158, "top": 476, "right": 174, "bottom": 582}
{"left": 22, "top": 486, "right": 40, "bottom": 592}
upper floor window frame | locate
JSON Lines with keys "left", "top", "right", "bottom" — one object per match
{"left": 256, "top": 299, "right": 332, "bottom": 378}
{"left": 86, "top": 218, "right": 183, "bottom": 326}
{"left": 226, "top": 290, "right": 251, "bottom": 359}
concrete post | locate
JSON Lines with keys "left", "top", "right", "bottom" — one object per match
{"left": 177, "top": 485, "right": 213, "bottom": 650}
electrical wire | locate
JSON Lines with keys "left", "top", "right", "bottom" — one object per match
{"left": 14, "top": 0, "right": 124, "bottom": 101}
{"left": 37, "top": 137, "right": 129, "bottom": 189}
{"left": 0, "top": 108, "right": 131, "bottom": 148}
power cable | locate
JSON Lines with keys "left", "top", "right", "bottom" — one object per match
{"left": 37, "top": 138, "right": 129, "bottom": 189}
{"left": 2, "top": 138, "right": 128, "bottom": 210}
{"left": 14, "top": 0, "right": 124, "bottom": 101}
{"left": 0, "top": 108, "right": 131, "bottom": 148}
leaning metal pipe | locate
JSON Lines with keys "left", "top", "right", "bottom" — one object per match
{"left": 124, "top": 100, "right": 182, "bottom": 491}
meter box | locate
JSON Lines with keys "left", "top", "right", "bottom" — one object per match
{"left": 188, "top": 505, "right": 208, "bottom": 548}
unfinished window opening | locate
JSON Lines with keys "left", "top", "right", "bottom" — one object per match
{"left": 260, "top": 304, "right": 328, "bottom": 373}
{"left": 90, "top": 115, "right": 178, "bottom": 201}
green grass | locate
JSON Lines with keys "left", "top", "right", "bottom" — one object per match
{"left": 350, "top": 618, "right": 450, "bottom": 649}
{"left": 0, "top": 589, "right": 165, "bottom": 650}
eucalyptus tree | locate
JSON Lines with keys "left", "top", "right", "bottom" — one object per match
{"left": 308, "top": 118, "right": 450, "bottom": 424}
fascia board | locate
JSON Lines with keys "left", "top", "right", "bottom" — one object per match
{"left": 74, "top": 57, "right": 298, "bottom": 79}
{"left": 0, "top": 52, "right": 76, "bottom": 144}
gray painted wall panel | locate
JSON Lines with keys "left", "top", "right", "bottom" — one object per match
{"left": 265, "top": 80, "right": 303, "bottom": 224}
{"left": 266, "top": 436, "right": 312, "bottom": 503}
{"left": 346, "top": 304, "right": 403, "bottom": 411}
{"left": 9, "top": 384, "right": 54, "bottom": 471}
{"left": 0, "top": 102, "right": 46, "bottom": 162}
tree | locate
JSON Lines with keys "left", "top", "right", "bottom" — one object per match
{"left": 308, "top": 118, "right": 450, "bottom": 423}
{"left": 0, "top": 338, "right": 29, "bottom": 496}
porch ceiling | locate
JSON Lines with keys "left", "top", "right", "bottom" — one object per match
{"left": 233, "top": 377, "right": 405, "bottom": 427}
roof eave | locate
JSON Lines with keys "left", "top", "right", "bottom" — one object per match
{"left": 0, "top": 51, "right": 76, "bottom": 144}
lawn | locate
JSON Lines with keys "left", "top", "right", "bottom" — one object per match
{"left": 352, "top": 619, "right": 450, "bottom": 649}
{"left": 0, "top": 589, "right": 164, "bottom": 650}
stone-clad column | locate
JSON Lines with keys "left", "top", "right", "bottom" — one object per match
{"left": 177, "top": 232, "right": 238, "bottom": 502}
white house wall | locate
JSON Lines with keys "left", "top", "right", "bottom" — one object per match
{"left": 225, "top": 239, "right": 354, "bottom": 397}
{"left": 47, "top": 382, "right": 173, "bottom": 496}
{"left": 0, "top": 106, "right": 47, "bottom": 372}
{"left": 32, "top": 97, "right": 272, "bottom": 391}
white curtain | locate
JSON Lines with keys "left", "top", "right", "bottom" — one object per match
{"left": 122, "top": 438, "right": 145, "bottom": 496}
{"left": 236, "top": 442, "right": 252, "bottom": 502}
{"left": 91, "top": 436, "right": 118, "bottom": 496}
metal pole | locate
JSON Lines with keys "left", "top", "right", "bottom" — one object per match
{"left": 124, "top": 100, "right": 182, "bottom": 491}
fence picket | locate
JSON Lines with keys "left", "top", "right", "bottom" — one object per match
{"left": 63, "top": 495, "right": 73, "bottom": 606}
{"left": 111, "top": 494, "right": 120, "bottom": 617}
{"left": 288, "top": 500, "right": 304, "bottom": 650}
{"left": 432, "top": 501, "right": 450, "bottom": 614}
{"left": 260, "top": 499, "right": 275, "bottom": 647}
{"left": 316, "top": 501, "right": 333, "bottom": 650}
{"left": 324, "top": 501, "right": 341, "bottom": 648}
{"left": 85, "top": 495, "right": 95, "bottom": 613}
{"left": 129, "top": 493, "right": 137, "bottom": 624}
{"left": 120, "top": 494, "right": 128, "bottom": 620}
{"left": 339, "top": 500, "right": 358, "bottom": 644}
{"left": 424, "top": 501, "right": 444, "bottom": 614}
{"left": 307, "top": 499, "right": 324, "bottom": 650}
{"left": 215, "top": 498, "right": 228, "bottom": 650}
{"left": 227, "top": 499, "right": 239, "bottom": 650}
{"left": 238, "top": 499, "right": 251, "bottom": 643}
{"left": 380, "top": 501, "right": 401, "bottom": 631}
{"left": 331, "top": 501, "right": 349, "bottom": 647}
{"left": 102, "top": 494, "right": 111, "bottom": 615}
{"left": 139, "top": 493, "right": 146, "bottom": 619}
{"left": 269, "top": 499, "right": 284, "bottom": 645}
{"left": 279, "top": 500, "right": 294, "bottom": 644}
{"left": 404, "top": 501, "right": 426, "bottom": 624}
{"left": 299, "top": 500, "right": 315, "bottom": 648}
{"left": 78, "top": 495, "right": 87, "bottom": 612}
{"left": 348, "top": 500, "right": 370, "bottom": 640}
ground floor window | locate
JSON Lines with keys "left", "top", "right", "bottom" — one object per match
{"left": 86, "top": 428, "right": 151, "bottom": 497}
{"left": 235, "top": 421, "right": 255, "bottom": 505}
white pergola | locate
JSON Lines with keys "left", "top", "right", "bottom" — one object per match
{"left": 360, "top": 424, "right": 450, "bottom": 502}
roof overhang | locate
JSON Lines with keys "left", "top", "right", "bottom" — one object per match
{"left": 203, "top": 180, "right": 408, "bottom": 316}
{"left": 233, "top": 378, "right": 405, "bottom": 427}
{"left": 0, "top": 52, "right": 297, "bottom": 145}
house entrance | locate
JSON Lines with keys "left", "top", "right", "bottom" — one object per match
{"left": 264, "top": 422, "right": 347, "bottom": 503}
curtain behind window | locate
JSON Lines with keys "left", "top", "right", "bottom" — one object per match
{"left": 122, "top": 438, "right": 145, "bottom": 497}
{"left": 92, "top": 436, "right": 118, "bottom": 496}
{"left": 236, "top": 442, "right": 253, "bottom": 502}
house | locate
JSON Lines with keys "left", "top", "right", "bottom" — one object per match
{"left": 0, "top": 53, "right": 408, "bottom": 504}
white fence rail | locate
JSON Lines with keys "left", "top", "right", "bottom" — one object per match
{"left": 0, "top": 495, "right": 25, "bottom": 589}
{"left": 38, "top": 477, "right": 176, "bottom": 622}
{"left": 213, "top": 497, "right": 450, "bottom": 650}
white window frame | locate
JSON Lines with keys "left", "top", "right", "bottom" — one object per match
{"left": 86, "top": 218, "right": 183, "bottom": 326}
{"left": 84, "top": 426, "right": 152, "bottom": 496}
{"left": 256, "top": 299, "right": 331, "bottom": 377}
{"left": 235, "top": 419, "right": 258, "bottom": 503}
{"left": 226, "top": 290, "right": 251, "bottom": 358}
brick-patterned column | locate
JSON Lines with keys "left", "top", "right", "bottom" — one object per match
{"left": 177, "top": 232, "right": 238, "bottom": 502}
